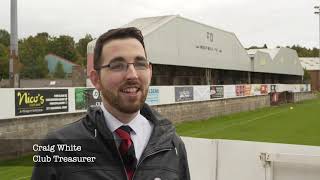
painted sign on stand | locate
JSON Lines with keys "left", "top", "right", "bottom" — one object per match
{"left": 244, "top": 85, "right": 252, "bottom": 96}
{"left": 260, "top": 85, "right": 268, "bottom": 94}
{"left": 210, "top": 86, "right": 224, "bottom": 99}
{"left": 175, "top": 86, "right": 194, "bottom": 102}
{"left": 146, "top": 87, "right": 160, "bottom": 105}
{"left": 236, "top": 85, "right": 245, "bottom": 96}
{"left": 75, "top": 88, "right": 102, "bottom": 110}
{"left": 15, "top": 89, "right": 68, "bottom": 116}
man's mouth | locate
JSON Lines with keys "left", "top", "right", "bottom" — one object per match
{"left": 120, "top": 87, "right": 140, "bottom": 93}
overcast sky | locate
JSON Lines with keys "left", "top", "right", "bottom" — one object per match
{"left": 0, "top": 0, "right": 319, "bottom": 48}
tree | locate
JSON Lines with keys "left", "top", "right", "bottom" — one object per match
{"left": 0, "top": 29, "right": 10, "bottom": 47}
{"left": 19, "top": 34, "right": 50, "bottom": 78}
{"left": 20, "top": 56, "right": 48, "bottom": 78}
{"left": 303, "top": 68, "right": 311, "bottom": 83}
{"left": 76, "top": 34, "right": 93, "bottom": 58}
{"left": 311, "top": 47, "right": 318, "bottom": 57}
{"left": 54, "top": 62, "right": 65, "bottom": 78}
{"left": 49, "top": 35, "right": 78, "bottom": 63}
{"left": 36, "top": 32, "right": 49, "bottom": 39}
{"left": 289, "top": 44, "right": 319, "bottom": 57}
{"left": 0, "top": 43, "right": 9, "bottom": 79}
{"left": 0, "top": 29, "right": 10, "bottom": 79}
{"left": 76, "top": 34, "right": 93, "bottom": 66}
{"left": 36, "top": 56, "right": 49, "bottom": 78}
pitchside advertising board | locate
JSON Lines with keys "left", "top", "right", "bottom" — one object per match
{"left": 75, "top": 88, "right": 102, "bottom": 110}
{"left": 15, "top": 89, "right": 68, "bottom": 116}
{"left": 146, "top": 87, "right": 160, "bottom": 105}
{"left": 175, "top": 86, "right": 194, "bottom": 102}
{"left": 210, "top": 86, "right": 224, "bottom": 99}
{"left": 75, "top": 87, "right": 161, "bottom": 109}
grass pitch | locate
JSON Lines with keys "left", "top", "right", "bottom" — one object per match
{"left": 176, "top": 95, "right": 320, "bottom": 146}
{"left": 0, "top": 155, "right": 33, "bottom": 180}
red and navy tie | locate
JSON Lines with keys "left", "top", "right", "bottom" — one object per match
{"left": 115, "top": 125, "right": 137, "bottom": 180}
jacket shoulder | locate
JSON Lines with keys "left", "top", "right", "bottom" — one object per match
{"left": 45, "top": 116, "right": 89, "bottom": 140}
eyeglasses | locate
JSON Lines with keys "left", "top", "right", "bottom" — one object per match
{"left": 97, "top": 60, "right": 151, "bottom": 72}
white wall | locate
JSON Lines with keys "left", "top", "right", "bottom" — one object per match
{"left": 182, "top": 137, "right": 320, "bottom": 180}
{"left": 183, "top": 137, "right": 217, "bottom": 180}
{"left": 0, "top": 88, "right": 15, "bottom": 119}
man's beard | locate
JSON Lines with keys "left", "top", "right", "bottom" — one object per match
{"left": 100, "top": 84, "right": 148, "bottom": 114}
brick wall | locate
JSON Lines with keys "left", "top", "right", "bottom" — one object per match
{"left": 293, "top": 92, "right": 317, "bottom": 102}
{"left": 0, "top": 113, "right": 85, "bottom": 159}
{"left": 153, "top": 95, "right": 270, "bottom": 123}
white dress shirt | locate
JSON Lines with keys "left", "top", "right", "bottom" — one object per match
{"left": 100, "top": 104, "right": 153, "bottom": 161}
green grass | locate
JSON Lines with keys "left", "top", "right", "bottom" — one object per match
{"left": 0, "top": 155, "right": 33, "bottom": 180}
{"left": 176, "top": 96, "right": 320, "bottom": 146}
{"left": 1, "top": 95, "right": 320, "bottom": 179}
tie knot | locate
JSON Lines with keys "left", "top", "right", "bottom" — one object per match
{"left": 115, "top": 125, "right": 132, "bottom": 139}
{"left": 119, "top": 125, "right": 132, "bottom": 133}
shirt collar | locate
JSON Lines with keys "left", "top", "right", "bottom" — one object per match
{"left": 100, "top": 104, "right": 142, "bottom": 135}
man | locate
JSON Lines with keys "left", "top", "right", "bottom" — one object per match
{"left": 32, "top": 27, "right": 190, "bottom": 180}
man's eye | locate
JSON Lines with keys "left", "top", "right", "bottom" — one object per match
{"left": 110, "top": 63, "right": 125, "bottom": 70}
{"left": 135, "top": 62, "right": 148, "bottom": 69}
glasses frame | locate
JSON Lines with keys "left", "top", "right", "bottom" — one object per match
{"left": 96, "top": 60, "right": 152, "bottom": 72}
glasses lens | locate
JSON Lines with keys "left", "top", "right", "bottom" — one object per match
{"left": 109, "top": 61, "right": 126, "bottom": 71}
{"left": 134, "top": 61, "right": 149, "bottom": 70}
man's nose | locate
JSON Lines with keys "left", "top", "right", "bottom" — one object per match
{"left": 125, "top": 64, "right": 138, "bottom": 79}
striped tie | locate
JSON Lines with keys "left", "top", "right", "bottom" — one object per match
{"left": 115, "top": 125, "right": 137, "bottom": 180}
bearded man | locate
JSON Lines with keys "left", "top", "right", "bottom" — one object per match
{"left": 32, "top": 27, "right": 190, "bottom": 180}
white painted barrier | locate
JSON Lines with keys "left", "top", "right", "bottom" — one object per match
{"left": 182, "top": 137, "right": 320, "bottom": 180}
{"left": 183, "top": 137, "right": 217, "bottom": 180}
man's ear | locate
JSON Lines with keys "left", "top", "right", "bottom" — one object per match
{"left": 89, "top": 70, "right": 101, "bottom": 90}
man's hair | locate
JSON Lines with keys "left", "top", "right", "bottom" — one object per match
{"left": 93, "top": 27, "right": 146, "bottom": 70}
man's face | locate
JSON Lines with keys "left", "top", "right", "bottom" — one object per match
{"left": 93, "top": 38, "right": 152, "bottom": 114}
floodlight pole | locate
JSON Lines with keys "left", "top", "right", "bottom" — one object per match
{"left": 315, "top": 6, "right": 320, "bottom": 65}
{"left": 314, "top": 6, "right": 320, "bottom": 90}
{"left": 9, "top": 0, "right": 20, "bottom": 88}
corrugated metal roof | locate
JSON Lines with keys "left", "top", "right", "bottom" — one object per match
{"left": 121, "top": 15, "right": 251, "bottom": 71}
{"left": 300, "top": 57, "right": 320, "bottom": 70}
{"left": 247, "top": 49, "right": 258, "bottom": 55}
{"left": 122, "top": 15, "right": 178, "bottom": 37}
{"left": 87, "top": 15, "right": 178, "bottom": 53}
{"left": 256, "top": 48, "right": 280, "bottom": 59}
{"left": 246, "top": 48, "right": 280, "bottom": 59}
{"left": 246, "top": 48, "right": 303, "bottom": 75}
{"left": 87, "top": 15, "right": 303, "bottom": 76}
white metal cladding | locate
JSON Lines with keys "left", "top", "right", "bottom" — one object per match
{"left": 300, "top": 57, "right": 320, "bottom": 70}
{"left": 122, "top": 15, "right": 251, "bottom": 71}
{"left": 272, "top": 48, "right": 303, "bottom": 75}
{"left": 248, "top": 50, "right": 273, "bottom": 73}
{"left": 247, "top": 48, "right": 304, "bottom": 76}
{"left": 87, "top": 15, "right": 304, "bottom": 75}
{"left": 122, "top": 15, "right": 176, "bottom": 36}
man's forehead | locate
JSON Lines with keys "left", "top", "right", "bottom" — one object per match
{"left": 101, "top": 38, "right": 146, "bottom": 62}
{"left": 102, "top": 38, "right": 144, "bottom": 52}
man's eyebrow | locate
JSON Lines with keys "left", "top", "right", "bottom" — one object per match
{"left": 135, "top": 56, "right": 147, "bottom": 61}
{"left": 108, "top": 57, "right": 126, "bottom": 63}
{"left": 107, "top": 56, "right": 147, "bottom": 64}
